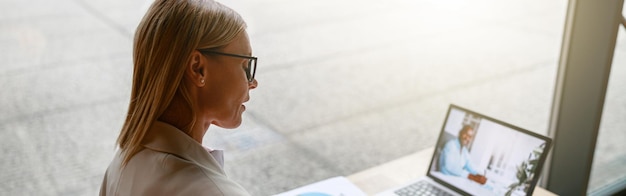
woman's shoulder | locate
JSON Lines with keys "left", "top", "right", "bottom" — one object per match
{"left": 138, "top": 149, "right": 251, "bottom": 195}
{"left": 131, "top": 148, "right": 219, "bottom": 176}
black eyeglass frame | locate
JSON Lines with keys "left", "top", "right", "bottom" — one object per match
{"left": 198, "top": 49, "right": 257, "bottom": 82}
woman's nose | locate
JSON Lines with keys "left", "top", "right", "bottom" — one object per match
{"left": 249, "top": 79, "right": 258, "bottom": 89}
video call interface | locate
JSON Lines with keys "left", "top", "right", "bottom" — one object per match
{"left": 429, "top": 107, "right": 548, "bottom": 196}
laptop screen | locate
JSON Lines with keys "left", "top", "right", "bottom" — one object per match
{"left": 427, "top": 105, "right": 552, "bottom": 196}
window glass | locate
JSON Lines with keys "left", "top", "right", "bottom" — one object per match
{"left": 212, "top": 0, "right": 567, "bottom": 195}
{"left": 588, "top": 27, "right": 626, "bottom": 194}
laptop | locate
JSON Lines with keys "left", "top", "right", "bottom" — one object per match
{"left": 376, "top": 104, "right": 552, "bottom": 196}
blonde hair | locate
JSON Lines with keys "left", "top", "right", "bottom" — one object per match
{"left": 117, "top": 0, "right": 246, "bottom": 165}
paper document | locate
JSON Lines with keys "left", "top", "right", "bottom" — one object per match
{"left": 273, "top": 176, "right": 366, "bottom": 196}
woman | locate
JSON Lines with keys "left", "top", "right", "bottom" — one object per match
{"left": 100, "top": 0, "right": 257, "bottom": 195}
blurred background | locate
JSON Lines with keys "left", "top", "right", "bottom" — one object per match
{"left": 1, "top": 0, "right": 625, "bottom": 195}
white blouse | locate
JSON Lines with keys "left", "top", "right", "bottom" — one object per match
{"left": 100, "top": 121, "right": 250, "bottom": 196}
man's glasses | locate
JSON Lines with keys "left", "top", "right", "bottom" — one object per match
{"left": 198, "top": 49, "right": 257, "bottom": 82}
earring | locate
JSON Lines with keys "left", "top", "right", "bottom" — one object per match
{"left": 201, "top": 79, "right": 205, "bottom": 84}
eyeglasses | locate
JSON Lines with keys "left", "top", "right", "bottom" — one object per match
{"left": 198, "top": 49, "right": 257, "bottom": 82}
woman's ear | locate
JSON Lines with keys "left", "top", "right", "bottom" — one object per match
{"left": 186, "top": 50, "right": 207, "bottom": 87}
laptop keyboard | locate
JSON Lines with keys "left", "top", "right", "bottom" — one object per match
{"left": 394, "top": 181, "right": 454, "bottom": 196}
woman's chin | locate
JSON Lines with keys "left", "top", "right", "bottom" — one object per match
{"left": 213, "top": 118, "right": 243, "bottom": 129}
{"left": 210, "top": 107, "right": 246, "bottom": 129}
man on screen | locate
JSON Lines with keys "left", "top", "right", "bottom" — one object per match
{"left": 439, "top": 125, "right": 487, "bottom": 184}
